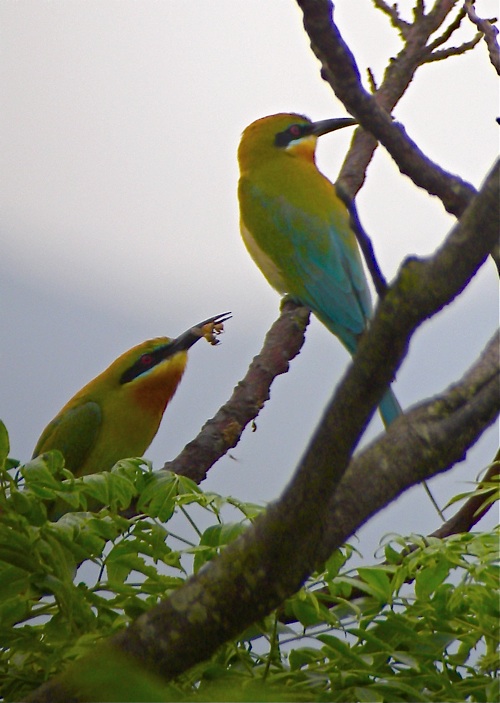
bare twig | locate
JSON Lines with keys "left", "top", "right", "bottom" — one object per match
{"left": 426, "top": 5, "right": 467, "bottom": 53}
{"left": 414, "top": 0, "right": 426, "bottom": 22}
{"left": 425, "top": 33, "right": 483, "bottom": 62}
{"left": 335, "top": 186, "right": 388, "bottom": 297}
{"left": 372, "top": 0, "right": 411, "bottom": 35}
{"left": 367, "top": 66, "right": 378, "bottom": 92}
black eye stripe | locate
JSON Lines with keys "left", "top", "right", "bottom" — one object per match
{"left": 120, "top": 342, "right": 176, "bottom": 385}
{"left": 274, "top": 123, "right": 311, "bottom": 147}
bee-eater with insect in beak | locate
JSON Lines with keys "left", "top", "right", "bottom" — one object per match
{"left": 238, "top": 113, "right": 401, "bottom": 427}
{"left": 33, "top": 314, "right": 231, "bottom": 494}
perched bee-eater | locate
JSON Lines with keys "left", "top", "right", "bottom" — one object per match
{"left": 238, "top": 113, "right": 400, "bottom": 426}
{"left": 33, "top": 313, "right": 231, "bottom": 483}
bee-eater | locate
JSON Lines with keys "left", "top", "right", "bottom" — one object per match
{"left": 238, "top": 113, "right": 401, "bottom": 426}
{"left": 32, "top": 313, "right": 231, "bottom": 483}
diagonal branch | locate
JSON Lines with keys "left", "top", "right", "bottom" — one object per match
{"left": 280, "top": 337, "right": 499, "bottom": 623}
{"left": 336, "top": 187, "right": 389, "bottom": 297}
{"left": 161, "top": 301, "right": 310, "bottom": 483}
{"left": 318, "top": 329, "right": 499, "bottom": 563}
{"left": 426, "top": 5, "right": 467, "bottom": 53}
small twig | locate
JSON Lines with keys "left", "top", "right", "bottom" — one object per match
{"left": 367, "top": 67, "right": 378, "bottom": 92}
{"left": 425, "top": 33, "right": 483, "bottom": 62}
{"left": 297, "top": 0, "right": 477, "bottom": 216}
{"left": 426, "top": 6, "right": 467, "bottom": 53}
{"left": 335, "top": 185, "right": 388, "bottom": 297}
{"left": 372, "top": 0, "right": 411, "bottom": 35}
{"left": 413, "top": 0, "right": 425, "bottom": 22}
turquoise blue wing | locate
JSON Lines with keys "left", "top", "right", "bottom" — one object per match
{"left": 243, "top": 182, "right": 372, "bottom": 354}
{"left": 32, "top": 401, "right": 101, "bottom": 477}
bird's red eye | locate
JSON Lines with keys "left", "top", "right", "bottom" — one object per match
{"left": 140, "top": 353, "right": 153, "bottom": 366}
{"left": 275, "top": 123, "right": 308, "bottom": 148}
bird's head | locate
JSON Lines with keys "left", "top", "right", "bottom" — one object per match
{"left": 96, "top": 313, "right": 231, "bottom": 411}
{"left": 238, "top": 113, "right": 356, "bottom": 172}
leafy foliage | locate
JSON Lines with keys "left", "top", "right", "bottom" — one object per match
{"left": 0, "top": 421, "right": 497, "bottom": 702}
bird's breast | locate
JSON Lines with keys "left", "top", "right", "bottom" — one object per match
{"left": 240, "top": 221, "right": 288, "bottom": 294}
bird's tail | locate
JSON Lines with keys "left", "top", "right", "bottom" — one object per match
{"left": 378, "top": 386, "right": 402, "bottom": 427}
{"left": 378, "top": 385, "right": 445, "bottom": 521}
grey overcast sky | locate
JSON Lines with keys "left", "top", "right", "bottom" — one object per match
{"left": 1, "top": 1, "right": 498, "bottom": 557}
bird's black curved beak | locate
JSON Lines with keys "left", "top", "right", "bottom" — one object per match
{"left": 311, "top": 117, "right": 357, "bottom": 137}
{"left": 170, "top": 312, "right": 232, "bottom": 353}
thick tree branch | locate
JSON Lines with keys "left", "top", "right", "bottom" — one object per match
{"left": 27, "top": 161, "right": 499, "bottom": 703}
{"left": 280, "top": 338, "right": 499, "bottom": 622}
{"left": 318, "top": 329, "right": 499, "bottom": 563}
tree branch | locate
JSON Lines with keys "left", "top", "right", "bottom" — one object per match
{"left": 296, "top": 0, "right": 476, "bottom": 215}
{"left": 464, "top": 0, "right": 500, "bottom": 74}
{"left": 280, "top": 337, "right": 499, "bottom": 623}
{"left": 425, "top": 5, "right": 467, "bottom": 53}
{"left": 430, "top": 450, "right": 500, "bottom": 538}
{"left": 161, "top": 300, "right": 310, "bottom": 483}
{"left": 318, "top": 329, "right": 499, "bottom": 563}
{"left": 26, "top": 160, "right": 499, "bottom": 703}
{"left": 424, "top": 33, "right": 483, "bottom": 62}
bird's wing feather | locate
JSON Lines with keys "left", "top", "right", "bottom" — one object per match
{"left": 244, "top": 182, "right": 372, "bottom": 353}
{"left": 32, "top": 401, "right": 101, "bottom": 477}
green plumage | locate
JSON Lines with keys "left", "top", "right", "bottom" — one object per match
{"left": 238, "top": 113, "right": 401, "bottom": 425}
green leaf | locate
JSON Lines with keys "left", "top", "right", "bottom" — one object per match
{"left": 290, "top": 595, "right": 322, "bottom": 627}
{"left": 384, "top": 542, "right": 403, "bottom": 565}
{"left": 324, "top": 548, "right": 347, "bottom": 580}
{"left": 415, "top": 554, "right": 450, "bottom": 600}
{"left": 318, "top": 633, "right": 373, "bottom": 667}
{"left": 82, "top": 470, "right": 137, "bottom": 510}
{"left": 0, "top": 420, "right": 10, "bottom": 467}
{"left": 357, "top": 566, "right": 393, "bottom": 602}
{"left": 354, "top": 686, "right": 385, "bottom": 702}
{"left": 21, "top": 452, "right": 66, "bottom": 487}
{"left": 138, "top": 472, "right": 179, "bottom": 521}
{"left": 288, "top": 647, "right": 322, "bottom": 670}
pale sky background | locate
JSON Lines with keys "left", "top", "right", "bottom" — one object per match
{"left": 1, "top": 1, "right": 498, "bottom": 559}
